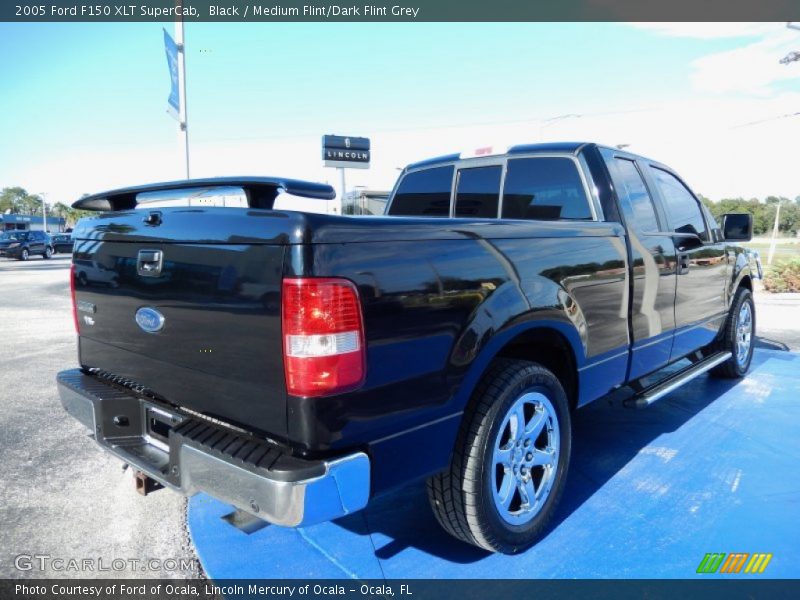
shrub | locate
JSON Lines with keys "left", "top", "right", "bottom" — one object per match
{"left": 763, "top": 259, "right": 800, "bottom": 293}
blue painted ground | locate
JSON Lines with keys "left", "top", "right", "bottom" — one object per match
{"left": 188, "top": 349, "right": 800, "bottom": 579}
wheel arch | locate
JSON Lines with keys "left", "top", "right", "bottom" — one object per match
{"left": 453, "top": 321, "right": 584, "bottom": 414}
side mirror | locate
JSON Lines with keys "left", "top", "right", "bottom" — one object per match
{"left": 722, "top": 213, "right": 753, "bottom": 242}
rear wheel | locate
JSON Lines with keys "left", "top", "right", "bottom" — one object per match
{"left": 19, "top": 248, "right": 29, "bottom": 261}
{"left": 43, "top": 246, "right": 53, "bottom": 259}
{"left": 710, "top": 287, "right": 755, "bottom": 378}
{"left": 427, "top": 359, "right": 571, "bottom": 554}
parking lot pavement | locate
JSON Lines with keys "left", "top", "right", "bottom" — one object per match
{"left": 191, "top": 349, "right": 800, "bottom": 579}
{"left": 754, "top": 288, "right": 800, "bottom": 352}
{"left": 0, "top": 257, "right": 198, "bottom": 578}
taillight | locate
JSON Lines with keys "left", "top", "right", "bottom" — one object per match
{"left": 282, "top": 277, "right": 366, "bottom": 397}
{"left": 69, "top": 264, "right": 79, "bottom": 333}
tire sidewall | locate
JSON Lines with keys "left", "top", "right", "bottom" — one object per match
{"left": 476, "top": 369, "right": 571, "bottom": 551}
{"left": 730, "top": 288, "right": 755, "bottom": 376}
{"left": 20, "top": 248, "right": 29, "bottom": 261}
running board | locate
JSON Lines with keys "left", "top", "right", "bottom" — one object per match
{"left": 624, "top": 352, "right": 732, "bottom": 408}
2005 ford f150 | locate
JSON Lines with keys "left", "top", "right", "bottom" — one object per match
{"left": 57, "top": 142, "right": 758, "bottom": 554}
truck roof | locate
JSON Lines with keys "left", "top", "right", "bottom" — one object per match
{"left": 405, "top": 142, "right": 591, "bottom": 171}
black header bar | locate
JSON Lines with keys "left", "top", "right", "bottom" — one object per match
{"left": 3, "top": 0, "right": 800, "bottom": 22}
{"left": 3, "top": 579, "right": 800, "bottom": 600}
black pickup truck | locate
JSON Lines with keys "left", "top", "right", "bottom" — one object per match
{"left": 57, "top": 142, "right": 757, "bottom": 554}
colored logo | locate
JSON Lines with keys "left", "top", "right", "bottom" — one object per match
{"left": 135, "top": 307, "right": 165, "bottom": 333}
{"left": 697, "top": 553, "right": 772, "bottom": 574}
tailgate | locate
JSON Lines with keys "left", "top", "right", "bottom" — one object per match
{"left": 72, "top": 207, "right": 290, "bottom": 439}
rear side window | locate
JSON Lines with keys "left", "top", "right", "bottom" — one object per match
{"left": 611, "top": 158, "right": 660, "bottom": 232}
{"left": 455, "top": 166, "right": 502, "bottom": 218}
{"left": 501, "top": 157, "right": 591, "bottom": 220}
{"left": 388, "top": 166, "right": 454, "bottom": 217}
{"left": 650, "top": 167, "right": 708, "bottom": 240}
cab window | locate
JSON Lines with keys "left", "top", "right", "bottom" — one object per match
{"left": 501, "top": 157, "right": 591, "bottom": 220}
{"left": 388, "top": 166, "right": 454, "bottom": 217}
{"left": 454, "top": 166, "right": 502, "bottom": 218}
{"left": 650, "top": 167, "right": 708, "bottom": 241}
{"left": 610, "top": 158, "right": 660, "bottom": 232}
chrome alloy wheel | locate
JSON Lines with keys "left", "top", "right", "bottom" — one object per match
{"left": 736, "top": 301, "right": 753, "bottom": 367}
{"left": 491, "top": 392, "right": 560, "bottom": 525}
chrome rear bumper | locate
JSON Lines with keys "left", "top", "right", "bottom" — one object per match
{"left": 56, "top": 369, "right": 370, "bottom": 527}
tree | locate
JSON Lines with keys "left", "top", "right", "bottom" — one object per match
{"left": 50, "top": 200, "right": 93, "bottom": 227}
{"left": 0, "top": 187, "right": 42, "bottom": 215}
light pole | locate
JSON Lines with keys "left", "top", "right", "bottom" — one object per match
{"left": 767, "top": 203, "right": 782, "bottom": 266}
{"left": 770, "top": 22, "right": 800, "bottom": 264}
{"left": 39, "top": 192, "right": 48, "bottom": 233}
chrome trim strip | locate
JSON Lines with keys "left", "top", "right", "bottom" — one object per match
{"left": 577, "top": 349, "right": 630, "bottom": 372}
{"left": 370, "top": 412, "right": 463, "bottom": 445}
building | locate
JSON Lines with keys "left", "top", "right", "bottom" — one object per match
{"left": 1, "top": 213, "right": 67, "bottom": 233}
{"left": 342, "top": 188, "right": 391, "bottom": 216}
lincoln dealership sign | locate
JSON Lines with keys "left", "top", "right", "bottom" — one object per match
{"left": 322, "top": 135, "right": 370, "bottom": 169}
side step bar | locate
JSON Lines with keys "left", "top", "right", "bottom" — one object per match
{"left": 624, "top": 352, "right": 732, "bottom": 408}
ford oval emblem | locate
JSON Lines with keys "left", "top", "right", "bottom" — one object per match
{"left": 135, "top": 307, "right": 165, "bottom": 333}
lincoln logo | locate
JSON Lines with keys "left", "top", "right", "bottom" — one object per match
{"left": 325, "top": 149, "right": 369, "bottom": 160}
{"left": 135, "top": 307, "right": 165, "bottom": 333}
{"left": 345, "top": 137, "right": 350, "bottom": 148}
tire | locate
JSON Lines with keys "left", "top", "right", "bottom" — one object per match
{"left": 710, "top": 287, "right": 755, "bottom": 378}
{"left": 19, "top": 248, "right": 29, "bottom": 261}
{"left": 43, "top": 246, "right": 53, "bottom": 259}
{"left": 427, "top": 358, "right": 572, "bottom": 554}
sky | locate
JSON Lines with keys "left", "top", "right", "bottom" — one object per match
{"left": 1, "top": 22, "right": 799, "bottom": 208}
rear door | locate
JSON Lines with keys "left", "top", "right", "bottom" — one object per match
{"left": 31, "top": 231, "right": 45, "bottom": 254}
{"left": 601, "top": 150, "right": 678, "bottom": 379}
{"left": 644, "top": 165, "right": 728, "bottom": 360}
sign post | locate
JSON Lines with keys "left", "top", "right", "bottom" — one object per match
{"left": 322, "top": 135, "right": 370, "bottom": 214}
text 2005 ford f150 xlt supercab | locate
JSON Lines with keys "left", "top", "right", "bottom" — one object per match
{"left": 57, "top": 142, "right": 758, "bottom": 554}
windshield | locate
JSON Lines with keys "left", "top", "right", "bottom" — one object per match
{"left": 1, "top": 231, "right": 28, "bottom": 241}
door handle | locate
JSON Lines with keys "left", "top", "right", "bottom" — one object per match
{"left": 137, "top": 249, "right": 163, "bottom": 277}
{"left": 143, "top": 211, "right": 162, "bottom": 226}
{"left": 677, "top": 253, "right": 690, "bottom": 275}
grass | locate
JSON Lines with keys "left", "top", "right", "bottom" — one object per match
{"left": 743, "top": 238, "right": 800, "bottom": 264}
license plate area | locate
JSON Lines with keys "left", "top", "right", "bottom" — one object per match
{"left": 144, "top": 405, "right": 184, "bottom": 451}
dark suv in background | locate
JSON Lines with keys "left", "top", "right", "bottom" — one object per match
{"left": 0, "top": 230, "right": 54, "bottom": 260}
{"left": 51, "top": 233, "right": 75, "bottom": 254}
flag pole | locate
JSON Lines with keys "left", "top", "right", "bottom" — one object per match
{"left": 175, "top": 3, "right": 190, "bottom": 179}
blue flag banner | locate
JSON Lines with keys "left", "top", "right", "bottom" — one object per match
{"left": 163, "top": 29, "right": 180, "bottom": 120}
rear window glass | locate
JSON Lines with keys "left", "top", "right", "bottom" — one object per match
{"left": 501, "top": 157, "right": 591, "bottom": 220}
{"left": 388, "top": 166, "right": 454, "bottom": 217}
{"left": 455, "top": 166, "right": 502, "bottom": 218}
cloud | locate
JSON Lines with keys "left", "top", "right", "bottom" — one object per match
{"left": 629, "top": 23, "right": 800, "bottom": 96}
{"left": 629, "top": 23, "right": 777, "bottom": 40}
{"left": 689, "top": 28, "right": 800, "bottom": 95}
